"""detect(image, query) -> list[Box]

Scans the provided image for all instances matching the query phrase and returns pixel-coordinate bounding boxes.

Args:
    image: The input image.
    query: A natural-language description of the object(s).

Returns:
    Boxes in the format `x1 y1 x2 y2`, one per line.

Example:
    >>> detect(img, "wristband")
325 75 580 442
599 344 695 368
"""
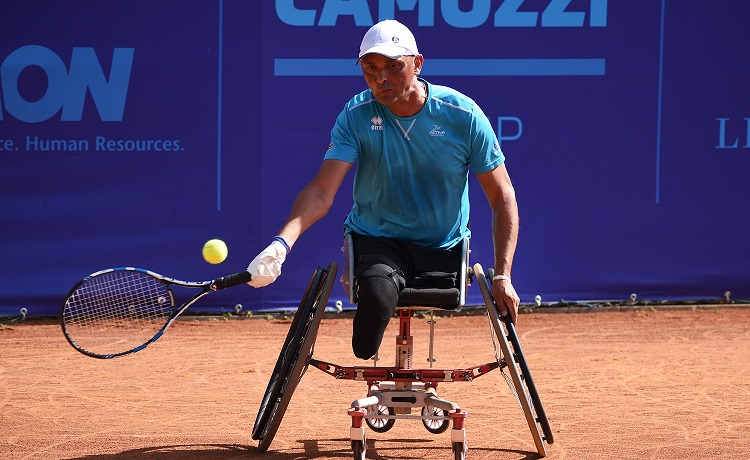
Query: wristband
273 236 291 253
492 275 511 282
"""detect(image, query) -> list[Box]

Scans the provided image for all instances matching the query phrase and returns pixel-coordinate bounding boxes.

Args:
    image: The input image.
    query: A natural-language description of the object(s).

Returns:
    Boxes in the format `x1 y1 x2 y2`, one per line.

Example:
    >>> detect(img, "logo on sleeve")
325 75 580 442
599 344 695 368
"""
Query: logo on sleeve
492 141 502 154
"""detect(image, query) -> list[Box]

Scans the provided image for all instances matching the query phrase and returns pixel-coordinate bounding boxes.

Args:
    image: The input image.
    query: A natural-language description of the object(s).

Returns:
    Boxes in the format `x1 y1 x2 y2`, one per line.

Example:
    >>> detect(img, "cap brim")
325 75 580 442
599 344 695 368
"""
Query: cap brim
358 45 415 60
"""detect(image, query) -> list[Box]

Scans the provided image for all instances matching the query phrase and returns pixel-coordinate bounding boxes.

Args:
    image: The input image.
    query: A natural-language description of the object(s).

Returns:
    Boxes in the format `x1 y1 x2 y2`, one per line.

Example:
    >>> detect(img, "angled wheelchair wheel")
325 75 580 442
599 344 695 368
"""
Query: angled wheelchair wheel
421 405 450 434
474 263 553 457
252 262 338 452
365 405 396 433
251 266 323 440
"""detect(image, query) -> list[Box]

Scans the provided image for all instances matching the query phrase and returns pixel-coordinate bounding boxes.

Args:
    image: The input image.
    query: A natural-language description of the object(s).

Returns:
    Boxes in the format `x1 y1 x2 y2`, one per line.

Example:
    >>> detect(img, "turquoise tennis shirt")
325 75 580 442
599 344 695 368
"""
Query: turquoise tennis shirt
324 79 504 249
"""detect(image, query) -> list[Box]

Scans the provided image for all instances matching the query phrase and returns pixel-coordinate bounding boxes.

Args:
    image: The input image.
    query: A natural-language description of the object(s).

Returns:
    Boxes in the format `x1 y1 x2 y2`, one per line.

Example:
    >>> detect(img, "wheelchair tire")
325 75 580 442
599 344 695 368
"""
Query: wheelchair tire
251 266 323 440
474 263 553 457
365 405 396 433
485 267 554 445
252 262 338 452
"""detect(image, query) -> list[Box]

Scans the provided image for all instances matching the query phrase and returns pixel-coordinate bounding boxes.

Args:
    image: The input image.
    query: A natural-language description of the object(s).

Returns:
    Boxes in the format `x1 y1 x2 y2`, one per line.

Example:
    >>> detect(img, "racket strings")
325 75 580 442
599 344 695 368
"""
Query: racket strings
63 270 173 356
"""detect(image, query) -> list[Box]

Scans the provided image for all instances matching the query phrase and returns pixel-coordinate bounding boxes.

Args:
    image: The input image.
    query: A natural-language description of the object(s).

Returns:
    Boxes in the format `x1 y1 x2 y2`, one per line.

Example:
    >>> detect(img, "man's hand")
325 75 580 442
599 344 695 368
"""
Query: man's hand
247 240 288 288
492 278 520 325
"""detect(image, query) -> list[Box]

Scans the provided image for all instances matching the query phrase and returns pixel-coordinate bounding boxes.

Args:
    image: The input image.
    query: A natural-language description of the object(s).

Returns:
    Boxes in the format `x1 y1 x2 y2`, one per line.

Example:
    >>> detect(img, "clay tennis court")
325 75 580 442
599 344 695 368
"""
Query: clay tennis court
2 306 749 460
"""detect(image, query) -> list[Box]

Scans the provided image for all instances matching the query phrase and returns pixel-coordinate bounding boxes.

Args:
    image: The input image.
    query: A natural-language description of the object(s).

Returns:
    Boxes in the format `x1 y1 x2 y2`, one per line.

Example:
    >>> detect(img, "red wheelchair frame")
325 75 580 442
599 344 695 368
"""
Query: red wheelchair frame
252 245 553 459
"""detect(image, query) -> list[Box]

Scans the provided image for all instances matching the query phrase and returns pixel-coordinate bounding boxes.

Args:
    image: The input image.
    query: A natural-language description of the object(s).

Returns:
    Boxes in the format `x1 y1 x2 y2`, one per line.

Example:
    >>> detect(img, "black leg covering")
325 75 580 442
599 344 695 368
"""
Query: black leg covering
352 264 401 360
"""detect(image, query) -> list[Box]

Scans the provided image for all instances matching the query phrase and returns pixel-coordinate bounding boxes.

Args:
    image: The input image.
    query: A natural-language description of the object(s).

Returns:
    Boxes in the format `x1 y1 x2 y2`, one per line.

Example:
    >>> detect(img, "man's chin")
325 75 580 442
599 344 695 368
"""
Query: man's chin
374 93 397 106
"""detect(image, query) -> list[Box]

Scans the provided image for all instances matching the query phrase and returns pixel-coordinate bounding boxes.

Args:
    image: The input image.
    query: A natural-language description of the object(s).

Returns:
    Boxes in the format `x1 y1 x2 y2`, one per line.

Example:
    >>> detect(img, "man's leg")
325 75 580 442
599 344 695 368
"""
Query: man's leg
351 237 408 360
352 262 400 359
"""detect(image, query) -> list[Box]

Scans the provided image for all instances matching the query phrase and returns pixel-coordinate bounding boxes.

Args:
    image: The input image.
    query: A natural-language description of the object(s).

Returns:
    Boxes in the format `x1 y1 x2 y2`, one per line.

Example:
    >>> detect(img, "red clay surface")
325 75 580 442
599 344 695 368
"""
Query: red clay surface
2 307 749 459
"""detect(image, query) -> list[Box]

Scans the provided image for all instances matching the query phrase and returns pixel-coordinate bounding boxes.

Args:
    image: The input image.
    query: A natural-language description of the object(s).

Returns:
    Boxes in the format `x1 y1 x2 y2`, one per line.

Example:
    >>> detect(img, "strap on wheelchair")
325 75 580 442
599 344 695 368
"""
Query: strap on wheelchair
358 254 405 277
357 254 405 292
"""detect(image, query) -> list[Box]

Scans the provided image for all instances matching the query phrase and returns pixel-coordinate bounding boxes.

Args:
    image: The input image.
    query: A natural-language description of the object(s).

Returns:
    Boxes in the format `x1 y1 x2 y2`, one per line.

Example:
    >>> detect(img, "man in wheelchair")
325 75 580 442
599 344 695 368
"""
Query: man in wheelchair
246 19 520 361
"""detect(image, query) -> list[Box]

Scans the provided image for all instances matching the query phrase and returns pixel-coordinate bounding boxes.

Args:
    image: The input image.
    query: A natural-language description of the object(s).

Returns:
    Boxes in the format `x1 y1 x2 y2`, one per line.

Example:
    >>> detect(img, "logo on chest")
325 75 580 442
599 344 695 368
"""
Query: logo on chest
429 125 446 137
371 116 383 131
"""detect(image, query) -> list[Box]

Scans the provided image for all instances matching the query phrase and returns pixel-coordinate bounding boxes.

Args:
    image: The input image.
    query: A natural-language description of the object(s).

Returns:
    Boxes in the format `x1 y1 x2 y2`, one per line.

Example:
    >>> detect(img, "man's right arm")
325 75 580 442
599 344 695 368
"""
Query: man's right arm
246 159 352 288
276 159 353 249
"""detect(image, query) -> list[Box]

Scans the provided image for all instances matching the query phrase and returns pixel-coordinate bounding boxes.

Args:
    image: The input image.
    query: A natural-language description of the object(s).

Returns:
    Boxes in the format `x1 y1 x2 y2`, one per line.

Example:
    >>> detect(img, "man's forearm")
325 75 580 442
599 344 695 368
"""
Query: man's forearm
492 197 519 277
277 184 333 248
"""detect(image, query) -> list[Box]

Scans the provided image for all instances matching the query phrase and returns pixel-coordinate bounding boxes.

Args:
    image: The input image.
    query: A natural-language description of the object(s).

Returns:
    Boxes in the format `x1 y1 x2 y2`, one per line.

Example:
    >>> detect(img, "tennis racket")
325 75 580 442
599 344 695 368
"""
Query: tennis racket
61 267 252 359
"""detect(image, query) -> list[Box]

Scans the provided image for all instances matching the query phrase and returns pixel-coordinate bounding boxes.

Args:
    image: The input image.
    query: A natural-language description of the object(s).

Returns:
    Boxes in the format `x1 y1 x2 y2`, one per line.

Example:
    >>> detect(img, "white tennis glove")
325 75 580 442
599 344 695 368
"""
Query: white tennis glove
247 240 288 288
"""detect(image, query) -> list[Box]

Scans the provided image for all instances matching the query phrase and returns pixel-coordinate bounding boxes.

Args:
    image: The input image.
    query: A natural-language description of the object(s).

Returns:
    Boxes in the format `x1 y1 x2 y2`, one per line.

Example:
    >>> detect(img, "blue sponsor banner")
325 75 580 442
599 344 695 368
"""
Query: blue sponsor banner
274 58 607 76
1 1 748 317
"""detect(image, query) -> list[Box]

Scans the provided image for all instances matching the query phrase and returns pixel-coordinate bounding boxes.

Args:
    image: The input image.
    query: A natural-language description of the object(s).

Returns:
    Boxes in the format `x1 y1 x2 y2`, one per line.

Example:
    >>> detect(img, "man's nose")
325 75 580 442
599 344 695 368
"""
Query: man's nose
376 68 388 84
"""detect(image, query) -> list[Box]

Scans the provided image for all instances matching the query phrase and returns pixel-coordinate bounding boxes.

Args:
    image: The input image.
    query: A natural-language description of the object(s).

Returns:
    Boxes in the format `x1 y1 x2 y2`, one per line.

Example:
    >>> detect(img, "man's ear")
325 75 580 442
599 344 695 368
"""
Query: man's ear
413 55 424 75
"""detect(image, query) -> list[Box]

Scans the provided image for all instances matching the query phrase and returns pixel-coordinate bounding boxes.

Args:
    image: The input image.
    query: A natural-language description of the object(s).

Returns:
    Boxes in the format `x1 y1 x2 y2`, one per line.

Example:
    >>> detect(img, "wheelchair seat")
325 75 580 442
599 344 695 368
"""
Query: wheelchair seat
340 233 471 310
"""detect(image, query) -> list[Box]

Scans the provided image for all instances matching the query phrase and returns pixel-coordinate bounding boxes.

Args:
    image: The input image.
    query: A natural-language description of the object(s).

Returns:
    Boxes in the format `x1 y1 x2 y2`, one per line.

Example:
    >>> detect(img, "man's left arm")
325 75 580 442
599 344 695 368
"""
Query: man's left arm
476 163 521 324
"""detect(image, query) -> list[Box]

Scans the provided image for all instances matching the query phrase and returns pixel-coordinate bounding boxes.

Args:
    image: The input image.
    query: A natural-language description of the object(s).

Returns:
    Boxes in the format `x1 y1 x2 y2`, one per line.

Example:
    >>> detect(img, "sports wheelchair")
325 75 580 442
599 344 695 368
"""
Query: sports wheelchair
252 235 553 459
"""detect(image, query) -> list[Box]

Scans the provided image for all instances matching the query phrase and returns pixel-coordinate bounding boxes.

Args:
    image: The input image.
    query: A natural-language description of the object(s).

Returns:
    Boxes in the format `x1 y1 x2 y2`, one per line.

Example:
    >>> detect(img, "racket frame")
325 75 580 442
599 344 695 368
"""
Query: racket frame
61 266 251 359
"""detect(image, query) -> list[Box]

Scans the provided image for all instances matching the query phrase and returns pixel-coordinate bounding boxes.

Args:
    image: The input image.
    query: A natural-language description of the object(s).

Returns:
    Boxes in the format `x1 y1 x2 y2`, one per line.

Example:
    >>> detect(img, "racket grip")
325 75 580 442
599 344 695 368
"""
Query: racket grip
213 270 253 290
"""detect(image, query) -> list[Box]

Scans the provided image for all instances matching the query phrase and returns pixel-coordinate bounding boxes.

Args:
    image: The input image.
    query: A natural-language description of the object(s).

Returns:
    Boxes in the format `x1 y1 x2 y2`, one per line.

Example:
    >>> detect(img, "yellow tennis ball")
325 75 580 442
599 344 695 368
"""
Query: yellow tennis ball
202 239 228 264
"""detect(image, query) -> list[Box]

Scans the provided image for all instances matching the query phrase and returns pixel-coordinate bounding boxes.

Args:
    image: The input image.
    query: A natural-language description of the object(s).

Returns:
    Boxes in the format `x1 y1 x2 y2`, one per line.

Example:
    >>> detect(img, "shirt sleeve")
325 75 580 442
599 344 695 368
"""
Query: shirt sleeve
324 107 359 163
468 103 505 174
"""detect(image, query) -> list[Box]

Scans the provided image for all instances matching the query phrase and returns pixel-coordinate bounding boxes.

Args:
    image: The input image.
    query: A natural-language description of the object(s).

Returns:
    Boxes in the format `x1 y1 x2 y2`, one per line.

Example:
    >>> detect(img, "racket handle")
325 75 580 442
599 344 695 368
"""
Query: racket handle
213 270 253 290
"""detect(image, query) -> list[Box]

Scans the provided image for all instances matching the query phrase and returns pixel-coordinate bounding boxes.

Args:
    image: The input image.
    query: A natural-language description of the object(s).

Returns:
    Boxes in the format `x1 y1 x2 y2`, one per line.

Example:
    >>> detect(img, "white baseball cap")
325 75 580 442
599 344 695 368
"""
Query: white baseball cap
358 20 419 60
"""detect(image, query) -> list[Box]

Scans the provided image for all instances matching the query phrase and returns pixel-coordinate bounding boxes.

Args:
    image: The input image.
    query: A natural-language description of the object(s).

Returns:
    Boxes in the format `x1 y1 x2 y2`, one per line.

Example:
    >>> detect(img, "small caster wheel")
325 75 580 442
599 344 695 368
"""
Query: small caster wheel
366 405 395 433
421 405 450 434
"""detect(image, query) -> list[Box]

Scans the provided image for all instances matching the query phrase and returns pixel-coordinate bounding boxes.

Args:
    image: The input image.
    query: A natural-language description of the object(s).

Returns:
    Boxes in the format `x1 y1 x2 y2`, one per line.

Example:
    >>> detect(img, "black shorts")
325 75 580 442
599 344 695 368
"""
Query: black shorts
352 234 462 290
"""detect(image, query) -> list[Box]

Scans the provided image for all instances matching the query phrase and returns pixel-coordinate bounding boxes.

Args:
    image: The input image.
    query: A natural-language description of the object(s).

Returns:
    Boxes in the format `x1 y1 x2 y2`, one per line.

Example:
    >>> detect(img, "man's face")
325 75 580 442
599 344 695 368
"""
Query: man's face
359 53 422 108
